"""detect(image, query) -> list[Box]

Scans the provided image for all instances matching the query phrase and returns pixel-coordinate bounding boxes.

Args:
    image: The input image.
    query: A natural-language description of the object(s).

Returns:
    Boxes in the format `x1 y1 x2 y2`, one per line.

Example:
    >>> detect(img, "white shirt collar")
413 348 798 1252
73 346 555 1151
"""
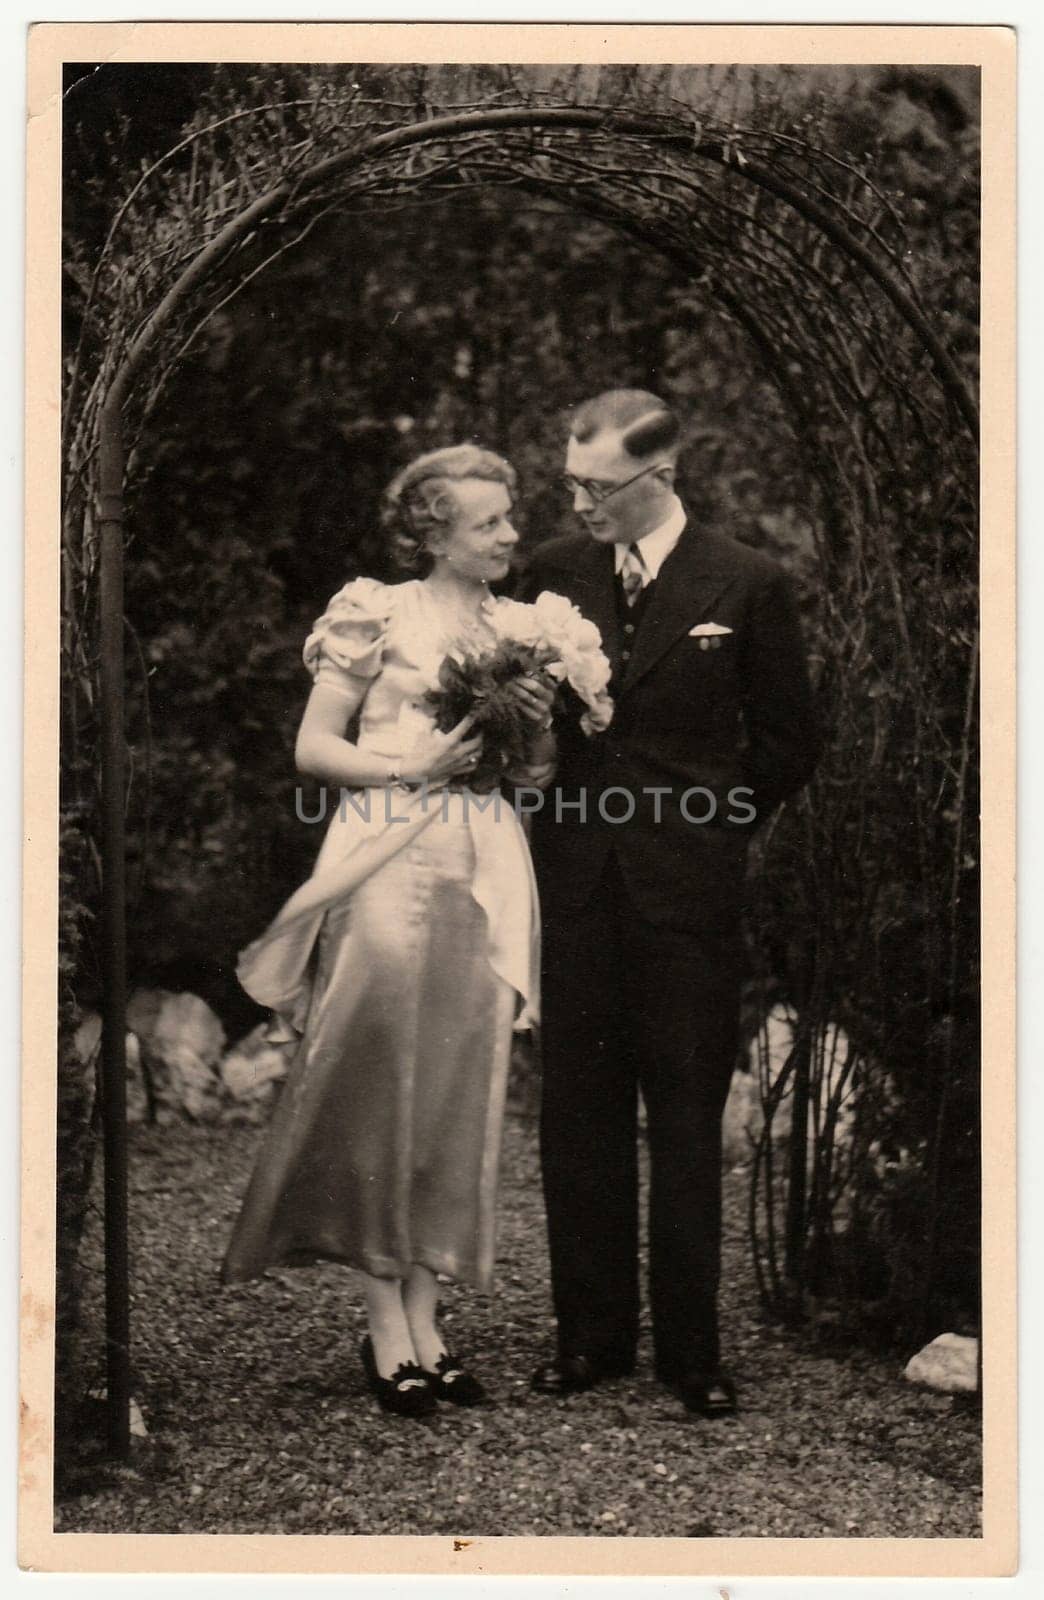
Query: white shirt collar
613 496 687 581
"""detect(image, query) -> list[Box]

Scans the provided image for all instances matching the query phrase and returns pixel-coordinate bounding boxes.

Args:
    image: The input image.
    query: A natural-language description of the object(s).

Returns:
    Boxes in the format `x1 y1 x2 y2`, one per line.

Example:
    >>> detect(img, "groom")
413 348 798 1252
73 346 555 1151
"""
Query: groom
517 389 819 1415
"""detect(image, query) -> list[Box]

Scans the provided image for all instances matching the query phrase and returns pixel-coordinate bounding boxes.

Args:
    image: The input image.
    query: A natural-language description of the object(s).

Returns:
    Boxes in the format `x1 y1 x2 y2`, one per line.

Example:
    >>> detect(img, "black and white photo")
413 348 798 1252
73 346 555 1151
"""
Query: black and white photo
21 22 1016 1578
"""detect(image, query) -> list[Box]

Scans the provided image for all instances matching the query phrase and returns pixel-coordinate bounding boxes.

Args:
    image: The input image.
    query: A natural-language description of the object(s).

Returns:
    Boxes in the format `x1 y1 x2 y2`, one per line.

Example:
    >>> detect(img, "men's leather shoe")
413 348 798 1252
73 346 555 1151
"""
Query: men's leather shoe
530 1353 632 1395
672 1370 738 1418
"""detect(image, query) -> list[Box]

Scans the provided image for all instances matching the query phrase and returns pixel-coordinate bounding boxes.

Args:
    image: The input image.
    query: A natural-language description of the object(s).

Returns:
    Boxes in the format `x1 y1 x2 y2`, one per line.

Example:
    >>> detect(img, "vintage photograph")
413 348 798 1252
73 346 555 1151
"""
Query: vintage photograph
27 25 1014 1572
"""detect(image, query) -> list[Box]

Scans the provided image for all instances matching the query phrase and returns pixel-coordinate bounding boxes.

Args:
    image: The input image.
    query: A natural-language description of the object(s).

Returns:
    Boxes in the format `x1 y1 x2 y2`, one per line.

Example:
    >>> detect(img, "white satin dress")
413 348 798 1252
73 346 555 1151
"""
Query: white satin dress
220 578 540 1292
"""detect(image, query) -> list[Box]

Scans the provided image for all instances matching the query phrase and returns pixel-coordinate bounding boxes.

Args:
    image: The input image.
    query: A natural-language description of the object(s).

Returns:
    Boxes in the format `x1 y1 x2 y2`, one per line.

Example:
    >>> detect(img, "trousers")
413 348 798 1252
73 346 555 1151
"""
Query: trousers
538 851 741 1376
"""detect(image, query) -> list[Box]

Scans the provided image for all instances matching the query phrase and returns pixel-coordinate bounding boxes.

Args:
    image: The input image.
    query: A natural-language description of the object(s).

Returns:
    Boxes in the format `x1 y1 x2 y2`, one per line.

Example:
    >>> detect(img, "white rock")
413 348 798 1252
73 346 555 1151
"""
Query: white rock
76 999 295 1127
142 990 225 1067
87 1388 149 1437
123 1032 145 1123
126 989 226 1122
72 1013 148 1123
903 1333 979 1393
722 1005 860 1171
220 1021 293 1103
73 1012 102 1064
161 1039 224 1121
722 1068 760 1169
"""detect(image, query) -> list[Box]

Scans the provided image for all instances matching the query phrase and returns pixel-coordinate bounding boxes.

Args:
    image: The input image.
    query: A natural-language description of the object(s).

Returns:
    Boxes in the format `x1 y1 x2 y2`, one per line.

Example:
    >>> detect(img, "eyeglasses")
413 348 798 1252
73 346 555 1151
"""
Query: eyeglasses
559 462 663 504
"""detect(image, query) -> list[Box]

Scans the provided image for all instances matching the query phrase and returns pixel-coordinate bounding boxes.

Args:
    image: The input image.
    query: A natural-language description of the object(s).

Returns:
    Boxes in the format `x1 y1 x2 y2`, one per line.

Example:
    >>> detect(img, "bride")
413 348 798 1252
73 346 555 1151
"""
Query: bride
221 444 557 1417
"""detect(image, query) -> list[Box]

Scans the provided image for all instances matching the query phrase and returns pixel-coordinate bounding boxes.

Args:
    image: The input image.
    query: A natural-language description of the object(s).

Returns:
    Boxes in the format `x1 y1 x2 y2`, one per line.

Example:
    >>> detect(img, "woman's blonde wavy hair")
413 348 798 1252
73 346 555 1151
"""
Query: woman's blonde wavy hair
380 443 518 575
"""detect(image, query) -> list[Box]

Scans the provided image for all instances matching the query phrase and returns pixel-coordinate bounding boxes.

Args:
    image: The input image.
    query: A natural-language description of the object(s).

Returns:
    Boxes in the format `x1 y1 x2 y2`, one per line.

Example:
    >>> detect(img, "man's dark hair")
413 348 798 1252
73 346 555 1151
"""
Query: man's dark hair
569 389 680 460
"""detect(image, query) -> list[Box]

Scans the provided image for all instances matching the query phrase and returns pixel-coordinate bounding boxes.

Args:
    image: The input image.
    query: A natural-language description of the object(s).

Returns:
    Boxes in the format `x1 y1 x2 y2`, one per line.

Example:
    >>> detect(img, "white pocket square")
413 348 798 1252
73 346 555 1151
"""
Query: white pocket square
689 622 733 637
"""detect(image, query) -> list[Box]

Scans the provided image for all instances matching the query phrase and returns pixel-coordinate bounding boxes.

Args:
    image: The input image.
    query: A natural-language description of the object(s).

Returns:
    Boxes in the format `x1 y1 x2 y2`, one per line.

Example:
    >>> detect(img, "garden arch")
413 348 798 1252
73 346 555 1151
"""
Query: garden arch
63 81 980 1451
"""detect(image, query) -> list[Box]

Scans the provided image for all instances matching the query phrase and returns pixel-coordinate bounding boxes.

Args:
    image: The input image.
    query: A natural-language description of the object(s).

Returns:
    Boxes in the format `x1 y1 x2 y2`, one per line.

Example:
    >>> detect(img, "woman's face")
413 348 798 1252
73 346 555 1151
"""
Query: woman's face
431 477 519 584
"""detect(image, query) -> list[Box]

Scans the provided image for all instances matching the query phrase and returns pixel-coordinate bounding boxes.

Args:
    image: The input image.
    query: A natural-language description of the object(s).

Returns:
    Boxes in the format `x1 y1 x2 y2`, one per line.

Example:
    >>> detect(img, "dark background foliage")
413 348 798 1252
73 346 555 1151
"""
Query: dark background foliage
58 62 981 1444
115 194 789 1035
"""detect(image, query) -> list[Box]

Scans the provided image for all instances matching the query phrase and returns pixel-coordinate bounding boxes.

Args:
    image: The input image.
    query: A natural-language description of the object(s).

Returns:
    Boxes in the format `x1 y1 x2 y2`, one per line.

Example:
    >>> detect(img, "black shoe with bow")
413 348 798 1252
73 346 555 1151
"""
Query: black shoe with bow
423 1351 488 1407
360 1336 437 1418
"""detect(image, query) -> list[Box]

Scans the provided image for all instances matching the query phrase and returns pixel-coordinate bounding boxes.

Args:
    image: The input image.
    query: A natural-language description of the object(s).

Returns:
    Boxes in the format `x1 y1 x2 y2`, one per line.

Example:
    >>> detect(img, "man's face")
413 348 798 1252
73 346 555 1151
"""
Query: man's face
565 426 675 545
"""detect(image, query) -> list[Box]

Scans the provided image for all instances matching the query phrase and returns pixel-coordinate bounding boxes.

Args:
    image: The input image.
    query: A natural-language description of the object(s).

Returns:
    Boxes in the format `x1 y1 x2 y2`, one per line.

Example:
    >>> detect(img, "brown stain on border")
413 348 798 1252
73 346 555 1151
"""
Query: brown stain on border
20 1395 45 1495
19 1289 55 1494
21 1286 54 1346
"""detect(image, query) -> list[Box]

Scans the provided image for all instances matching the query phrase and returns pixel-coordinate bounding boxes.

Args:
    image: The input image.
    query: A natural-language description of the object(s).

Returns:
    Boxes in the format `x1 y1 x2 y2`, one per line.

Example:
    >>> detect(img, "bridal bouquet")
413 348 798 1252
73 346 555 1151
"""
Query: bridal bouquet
424 590 614 789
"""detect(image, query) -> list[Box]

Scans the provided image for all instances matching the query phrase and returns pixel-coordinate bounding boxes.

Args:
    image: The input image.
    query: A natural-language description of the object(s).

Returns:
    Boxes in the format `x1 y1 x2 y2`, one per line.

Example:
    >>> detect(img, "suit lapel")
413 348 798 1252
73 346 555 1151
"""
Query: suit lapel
620 522 736 695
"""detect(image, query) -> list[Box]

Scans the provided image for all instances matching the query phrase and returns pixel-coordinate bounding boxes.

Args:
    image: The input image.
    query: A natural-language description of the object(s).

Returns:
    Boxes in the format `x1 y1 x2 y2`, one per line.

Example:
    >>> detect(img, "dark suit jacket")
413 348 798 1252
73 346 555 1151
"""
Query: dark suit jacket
517 518 820 934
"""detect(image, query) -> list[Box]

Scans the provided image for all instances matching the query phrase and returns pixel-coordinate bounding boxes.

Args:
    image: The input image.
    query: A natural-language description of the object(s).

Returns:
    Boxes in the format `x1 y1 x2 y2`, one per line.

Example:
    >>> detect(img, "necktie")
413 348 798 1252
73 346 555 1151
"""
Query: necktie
619 543 646 607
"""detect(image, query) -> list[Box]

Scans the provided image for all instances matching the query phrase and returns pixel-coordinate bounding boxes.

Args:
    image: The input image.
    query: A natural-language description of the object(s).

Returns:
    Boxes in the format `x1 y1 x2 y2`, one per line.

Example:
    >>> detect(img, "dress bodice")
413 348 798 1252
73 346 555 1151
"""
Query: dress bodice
237 576 542 1035
303 577 497 761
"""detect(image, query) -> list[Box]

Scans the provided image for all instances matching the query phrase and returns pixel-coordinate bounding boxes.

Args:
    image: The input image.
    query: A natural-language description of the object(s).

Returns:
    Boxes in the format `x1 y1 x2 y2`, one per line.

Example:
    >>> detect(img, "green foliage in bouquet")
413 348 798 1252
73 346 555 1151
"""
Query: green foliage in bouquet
423 641 558 792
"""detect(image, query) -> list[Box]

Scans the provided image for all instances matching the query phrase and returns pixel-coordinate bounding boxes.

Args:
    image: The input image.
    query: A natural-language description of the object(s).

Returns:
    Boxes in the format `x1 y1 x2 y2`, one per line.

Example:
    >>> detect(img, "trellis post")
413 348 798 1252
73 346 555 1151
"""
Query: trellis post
97 396 131 1458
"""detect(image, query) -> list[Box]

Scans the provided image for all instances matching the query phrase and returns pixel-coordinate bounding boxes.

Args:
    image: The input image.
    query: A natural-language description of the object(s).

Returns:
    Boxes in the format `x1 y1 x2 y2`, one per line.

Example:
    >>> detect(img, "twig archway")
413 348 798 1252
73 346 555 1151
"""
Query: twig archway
63 74 980 1451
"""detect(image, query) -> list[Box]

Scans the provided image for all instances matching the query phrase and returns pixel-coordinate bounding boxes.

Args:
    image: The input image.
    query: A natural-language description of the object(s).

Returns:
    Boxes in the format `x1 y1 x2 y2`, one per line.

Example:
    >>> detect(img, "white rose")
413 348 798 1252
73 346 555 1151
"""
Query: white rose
580 695 614 736
572 617 602 651
532 590 581 640
488 597 545 646
560 643 612 699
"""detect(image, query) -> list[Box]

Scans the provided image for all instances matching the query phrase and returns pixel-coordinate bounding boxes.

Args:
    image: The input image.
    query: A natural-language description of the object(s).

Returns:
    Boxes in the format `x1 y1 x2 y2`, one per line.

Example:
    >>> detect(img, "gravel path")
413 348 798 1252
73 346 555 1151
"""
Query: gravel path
57 1108 981 1538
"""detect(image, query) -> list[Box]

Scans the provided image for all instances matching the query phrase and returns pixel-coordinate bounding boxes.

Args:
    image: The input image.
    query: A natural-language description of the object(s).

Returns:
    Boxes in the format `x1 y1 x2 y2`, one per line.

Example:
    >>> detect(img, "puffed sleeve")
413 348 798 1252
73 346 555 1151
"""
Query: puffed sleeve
302 576 392 698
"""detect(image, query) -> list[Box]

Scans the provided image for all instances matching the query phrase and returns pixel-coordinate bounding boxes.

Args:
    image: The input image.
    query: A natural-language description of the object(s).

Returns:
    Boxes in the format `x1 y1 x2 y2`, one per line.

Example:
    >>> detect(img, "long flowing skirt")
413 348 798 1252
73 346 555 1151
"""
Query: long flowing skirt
221 808 515 1291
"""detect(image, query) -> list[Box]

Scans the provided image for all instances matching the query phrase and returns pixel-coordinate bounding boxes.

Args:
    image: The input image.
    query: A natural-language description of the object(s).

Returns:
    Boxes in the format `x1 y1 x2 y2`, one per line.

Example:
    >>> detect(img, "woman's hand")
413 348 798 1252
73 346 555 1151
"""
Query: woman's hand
401 715 484 786
505 673 557 728
501 672 557 790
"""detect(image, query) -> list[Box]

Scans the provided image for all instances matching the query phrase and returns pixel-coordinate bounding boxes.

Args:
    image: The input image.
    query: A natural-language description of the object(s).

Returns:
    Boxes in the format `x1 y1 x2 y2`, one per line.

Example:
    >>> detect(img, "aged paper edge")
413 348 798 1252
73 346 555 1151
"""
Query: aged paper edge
20 19 1017 1579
